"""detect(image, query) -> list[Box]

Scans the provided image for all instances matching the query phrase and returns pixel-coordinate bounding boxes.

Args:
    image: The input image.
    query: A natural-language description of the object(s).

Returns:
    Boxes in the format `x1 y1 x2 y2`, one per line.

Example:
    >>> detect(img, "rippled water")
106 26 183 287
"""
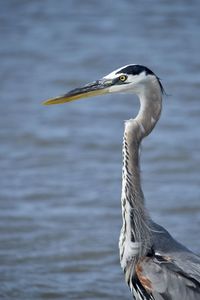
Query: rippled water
0 1 200 299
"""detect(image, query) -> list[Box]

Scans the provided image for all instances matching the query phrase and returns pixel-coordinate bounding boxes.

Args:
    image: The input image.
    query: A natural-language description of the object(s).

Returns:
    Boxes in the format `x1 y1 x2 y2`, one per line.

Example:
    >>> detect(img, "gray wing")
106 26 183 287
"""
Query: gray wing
135 253 200 300
131 223 200 300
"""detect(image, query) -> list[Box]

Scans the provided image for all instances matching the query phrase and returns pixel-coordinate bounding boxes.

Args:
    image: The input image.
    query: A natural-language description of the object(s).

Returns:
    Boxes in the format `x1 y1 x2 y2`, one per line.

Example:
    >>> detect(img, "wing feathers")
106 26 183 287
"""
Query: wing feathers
134 255 200 300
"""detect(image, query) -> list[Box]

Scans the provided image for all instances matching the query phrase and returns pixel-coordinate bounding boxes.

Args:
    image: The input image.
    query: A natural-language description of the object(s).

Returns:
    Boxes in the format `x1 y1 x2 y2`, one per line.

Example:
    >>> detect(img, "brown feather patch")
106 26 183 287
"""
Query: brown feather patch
135 261 152 292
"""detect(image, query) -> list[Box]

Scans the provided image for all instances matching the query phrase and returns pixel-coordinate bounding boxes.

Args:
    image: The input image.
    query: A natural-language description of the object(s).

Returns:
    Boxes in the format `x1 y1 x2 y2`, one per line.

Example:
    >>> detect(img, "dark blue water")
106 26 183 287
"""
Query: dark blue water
0 1 200 299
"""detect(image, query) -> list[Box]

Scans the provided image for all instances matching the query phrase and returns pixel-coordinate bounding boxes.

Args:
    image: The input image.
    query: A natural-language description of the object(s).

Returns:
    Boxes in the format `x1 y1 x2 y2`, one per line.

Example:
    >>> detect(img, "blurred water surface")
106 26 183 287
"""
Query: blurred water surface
0 0 200 299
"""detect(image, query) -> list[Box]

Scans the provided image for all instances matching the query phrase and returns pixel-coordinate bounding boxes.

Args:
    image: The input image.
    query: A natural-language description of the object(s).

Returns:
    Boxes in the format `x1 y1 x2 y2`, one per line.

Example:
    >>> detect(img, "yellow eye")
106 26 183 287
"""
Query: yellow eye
119 75 127 82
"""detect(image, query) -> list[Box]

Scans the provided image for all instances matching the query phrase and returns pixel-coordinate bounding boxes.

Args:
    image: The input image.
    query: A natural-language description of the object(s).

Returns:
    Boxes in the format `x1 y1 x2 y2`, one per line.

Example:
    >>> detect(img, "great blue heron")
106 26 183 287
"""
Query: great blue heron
43 64 200 299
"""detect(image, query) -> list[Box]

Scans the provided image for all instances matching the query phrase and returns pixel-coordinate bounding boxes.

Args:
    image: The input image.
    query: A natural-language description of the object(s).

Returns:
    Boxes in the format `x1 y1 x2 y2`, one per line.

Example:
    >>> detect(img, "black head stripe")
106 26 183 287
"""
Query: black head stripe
116 65 154 76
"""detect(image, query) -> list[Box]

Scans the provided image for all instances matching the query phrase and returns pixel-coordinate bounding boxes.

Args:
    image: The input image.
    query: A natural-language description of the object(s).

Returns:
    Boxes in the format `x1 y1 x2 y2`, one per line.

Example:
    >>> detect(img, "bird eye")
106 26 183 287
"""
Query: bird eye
119 75 127 82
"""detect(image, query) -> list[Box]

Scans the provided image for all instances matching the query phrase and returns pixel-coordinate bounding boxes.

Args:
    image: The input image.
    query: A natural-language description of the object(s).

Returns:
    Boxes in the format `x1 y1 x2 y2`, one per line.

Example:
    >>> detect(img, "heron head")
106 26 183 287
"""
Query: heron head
43 64 163 105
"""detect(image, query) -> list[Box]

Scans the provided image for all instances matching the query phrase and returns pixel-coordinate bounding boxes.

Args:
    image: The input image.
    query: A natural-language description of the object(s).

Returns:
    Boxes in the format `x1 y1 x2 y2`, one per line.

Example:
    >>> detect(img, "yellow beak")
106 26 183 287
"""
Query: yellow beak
42 79 114 105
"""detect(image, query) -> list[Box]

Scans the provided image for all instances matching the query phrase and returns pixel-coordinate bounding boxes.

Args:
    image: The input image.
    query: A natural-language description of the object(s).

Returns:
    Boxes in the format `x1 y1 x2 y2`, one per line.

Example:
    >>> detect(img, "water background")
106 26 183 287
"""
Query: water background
0 1 200 299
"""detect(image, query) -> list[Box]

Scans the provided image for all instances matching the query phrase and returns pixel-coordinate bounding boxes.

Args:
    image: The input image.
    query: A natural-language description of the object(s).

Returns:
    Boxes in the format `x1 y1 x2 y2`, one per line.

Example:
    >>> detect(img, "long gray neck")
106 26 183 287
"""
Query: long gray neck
119 82 162 270
136 83 162 139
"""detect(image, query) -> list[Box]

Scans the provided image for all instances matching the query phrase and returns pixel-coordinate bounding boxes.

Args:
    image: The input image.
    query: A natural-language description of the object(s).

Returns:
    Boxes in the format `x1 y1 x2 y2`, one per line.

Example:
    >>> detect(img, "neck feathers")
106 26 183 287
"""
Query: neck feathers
119 79 162 270
119 122 151 270
136 77 162 139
